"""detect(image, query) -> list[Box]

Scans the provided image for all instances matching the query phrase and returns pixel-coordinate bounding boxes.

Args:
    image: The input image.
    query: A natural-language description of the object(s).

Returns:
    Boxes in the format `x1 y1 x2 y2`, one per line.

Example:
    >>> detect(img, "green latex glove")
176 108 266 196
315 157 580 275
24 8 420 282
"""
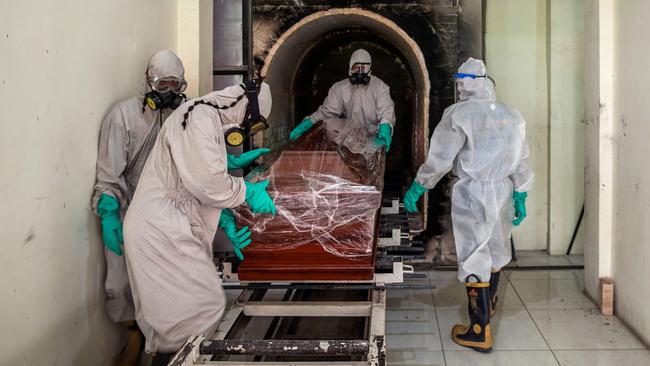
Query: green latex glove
512 191 528 226
97 193 124 256
227 148 271 170
289 118 314 141
218 209 252 260
375 124 393 152
403 181 428 213
244 180 277 215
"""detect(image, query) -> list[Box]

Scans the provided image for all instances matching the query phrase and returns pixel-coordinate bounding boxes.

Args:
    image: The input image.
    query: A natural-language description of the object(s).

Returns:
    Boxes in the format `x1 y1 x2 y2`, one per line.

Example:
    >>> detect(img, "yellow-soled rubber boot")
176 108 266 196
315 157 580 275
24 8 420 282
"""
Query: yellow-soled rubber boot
114 321 143 366
451 275 494 353
490 268 501 316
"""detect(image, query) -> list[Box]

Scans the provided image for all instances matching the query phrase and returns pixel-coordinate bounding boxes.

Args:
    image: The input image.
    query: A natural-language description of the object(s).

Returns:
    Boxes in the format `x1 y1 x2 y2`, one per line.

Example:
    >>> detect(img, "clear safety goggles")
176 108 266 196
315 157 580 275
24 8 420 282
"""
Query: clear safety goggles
351 63 371 74
149 76 188 93
453 73 496 86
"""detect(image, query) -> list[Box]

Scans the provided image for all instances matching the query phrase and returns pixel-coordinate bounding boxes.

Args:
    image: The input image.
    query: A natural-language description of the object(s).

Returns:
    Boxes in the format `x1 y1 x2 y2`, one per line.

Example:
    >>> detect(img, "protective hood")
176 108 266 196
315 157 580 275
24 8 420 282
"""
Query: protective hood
202 82 272 127
456 57 496 101
141 50 185 96
349 49 372 76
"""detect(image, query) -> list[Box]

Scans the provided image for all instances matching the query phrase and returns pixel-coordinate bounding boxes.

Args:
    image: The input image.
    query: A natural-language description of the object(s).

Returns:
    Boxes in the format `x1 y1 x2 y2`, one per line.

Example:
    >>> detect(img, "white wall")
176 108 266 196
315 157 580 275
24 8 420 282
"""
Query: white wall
177 0 214 99
0 1 177 364
610 0 650 346
548 0 586 255
486 0 550 250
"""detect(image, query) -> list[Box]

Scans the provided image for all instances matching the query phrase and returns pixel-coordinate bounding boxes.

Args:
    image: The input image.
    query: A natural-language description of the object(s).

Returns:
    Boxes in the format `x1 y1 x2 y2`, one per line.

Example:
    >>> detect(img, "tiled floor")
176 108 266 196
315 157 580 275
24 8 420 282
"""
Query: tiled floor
387 269 650 366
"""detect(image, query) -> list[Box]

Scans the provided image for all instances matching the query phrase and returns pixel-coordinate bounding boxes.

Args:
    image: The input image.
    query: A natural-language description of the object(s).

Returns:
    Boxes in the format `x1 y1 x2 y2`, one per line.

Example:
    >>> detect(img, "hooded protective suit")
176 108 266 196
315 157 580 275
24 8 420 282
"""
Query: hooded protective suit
307 49 396 135
415 58 534 282
123 82 272 352
91 50 185 323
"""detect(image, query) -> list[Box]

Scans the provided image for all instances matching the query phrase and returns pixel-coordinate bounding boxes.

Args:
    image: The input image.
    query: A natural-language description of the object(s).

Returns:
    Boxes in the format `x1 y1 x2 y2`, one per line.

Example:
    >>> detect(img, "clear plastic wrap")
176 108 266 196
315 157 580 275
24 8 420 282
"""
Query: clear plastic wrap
234 119 386 259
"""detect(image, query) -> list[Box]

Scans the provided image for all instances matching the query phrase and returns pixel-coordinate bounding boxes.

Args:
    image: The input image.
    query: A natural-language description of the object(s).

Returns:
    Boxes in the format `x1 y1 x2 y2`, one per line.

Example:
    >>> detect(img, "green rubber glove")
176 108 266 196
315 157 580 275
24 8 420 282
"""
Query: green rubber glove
375 124 393 152
289 118 314 141
218 209 252 260
244 180 277 215
227 148 271 170
513 191 528 226
97 193 124 256
403 181 428 213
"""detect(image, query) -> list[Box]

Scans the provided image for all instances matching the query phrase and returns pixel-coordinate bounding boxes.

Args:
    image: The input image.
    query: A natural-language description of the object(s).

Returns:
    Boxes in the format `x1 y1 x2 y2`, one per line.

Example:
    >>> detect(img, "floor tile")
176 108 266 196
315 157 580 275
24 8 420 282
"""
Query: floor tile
387 350 446 365
429 270 462 281
445 350 559 366
510 279 596 309
566 255 585 266
529 309 646 350
507 254 572 267
505 269 581 281
386 320 443 350
387 308 438 323
387 288 435 310
554 350 650 366
433 280 523 311
438 309 549 351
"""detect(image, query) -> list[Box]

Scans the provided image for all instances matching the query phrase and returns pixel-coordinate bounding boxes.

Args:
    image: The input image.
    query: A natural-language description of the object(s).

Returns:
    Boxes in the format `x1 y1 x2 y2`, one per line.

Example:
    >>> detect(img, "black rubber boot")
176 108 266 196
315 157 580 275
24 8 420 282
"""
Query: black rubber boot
114 321 143 366
490 269 501 316
451 275 494 353
151 352 174 366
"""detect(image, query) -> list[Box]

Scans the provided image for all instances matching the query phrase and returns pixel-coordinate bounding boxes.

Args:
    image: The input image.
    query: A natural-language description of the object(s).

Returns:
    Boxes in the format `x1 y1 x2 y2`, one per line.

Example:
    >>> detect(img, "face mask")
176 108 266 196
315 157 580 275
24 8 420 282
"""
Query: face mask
349 72 371 85
224 80 269 147
180 80 269 148
145 90 186 111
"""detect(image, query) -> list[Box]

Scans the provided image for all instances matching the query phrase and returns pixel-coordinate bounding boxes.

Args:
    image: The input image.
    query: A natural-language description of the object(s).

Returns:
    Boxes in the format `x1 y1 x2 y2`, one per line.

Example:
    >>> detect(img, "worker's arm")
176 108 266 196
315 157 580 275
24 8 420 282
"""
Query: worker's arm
92 105 129 214
415 106 466 189
375 79 396 127
171 106 246 208
510 110 534 193
308 82 345 122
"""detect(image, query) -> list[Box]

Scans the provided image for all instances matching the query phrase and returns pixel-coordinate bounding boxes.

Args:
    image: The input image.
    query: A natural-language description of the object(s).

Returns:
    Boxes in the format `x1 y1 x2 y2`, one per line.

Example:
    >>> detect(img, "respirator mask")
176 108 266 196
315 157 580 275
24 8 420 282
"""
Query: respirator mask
144 71 187 111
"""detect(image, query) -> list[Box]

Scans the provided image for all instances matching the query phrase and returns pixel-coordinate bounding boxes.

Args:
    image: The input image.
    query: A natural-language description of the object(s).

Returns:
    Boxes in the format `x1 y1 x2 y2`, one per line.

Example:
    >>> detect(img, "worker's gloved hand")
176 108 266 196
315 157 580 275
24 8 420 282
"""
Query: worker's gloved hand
227 148 271 170
512 191 528 226
96 193 124 256
289 118 314 141
219 208 252 260
375 124 393 152
244 180 277 215
403 181 428 213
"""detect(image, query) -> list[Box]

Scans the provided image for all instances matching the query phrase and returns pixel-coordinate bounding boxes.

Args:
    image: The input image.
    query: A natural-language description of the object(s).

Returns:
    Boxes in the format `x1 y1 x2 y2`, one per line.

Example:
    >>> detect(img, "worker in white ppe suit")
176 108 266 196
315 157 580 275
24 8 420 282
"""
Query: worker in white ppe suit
123 81 274 359
289 49 396 152
91 49 186 364
403 57 534 353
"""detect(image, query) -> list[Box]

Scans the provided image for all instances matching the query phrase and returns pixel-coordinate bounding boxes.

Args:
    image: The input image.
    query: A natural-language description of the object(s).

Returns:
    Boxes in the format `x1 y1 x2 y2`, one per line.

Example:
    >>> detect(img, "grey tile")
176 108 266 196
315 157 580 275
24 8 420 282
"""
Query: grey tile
445 350 559 366
510 279 596 310
554 350 650 366
566 255 585 266
507 254 572 267
429 270 463 281
433 280 523 311
505 269 582 281
387 350 446 365
386 320 443 350
387 308 438 323
529 309 646 350
438 309 548 351
387 288 435 310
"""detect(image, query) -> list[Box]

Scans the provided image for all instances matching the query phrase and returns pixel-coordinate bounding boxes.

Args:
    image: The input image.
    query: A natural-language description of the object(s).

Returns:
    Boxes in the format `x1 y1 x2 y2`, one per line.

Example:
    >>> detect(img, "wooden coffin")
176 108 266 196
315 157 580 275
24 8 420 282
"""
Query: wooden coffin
235 122 385 281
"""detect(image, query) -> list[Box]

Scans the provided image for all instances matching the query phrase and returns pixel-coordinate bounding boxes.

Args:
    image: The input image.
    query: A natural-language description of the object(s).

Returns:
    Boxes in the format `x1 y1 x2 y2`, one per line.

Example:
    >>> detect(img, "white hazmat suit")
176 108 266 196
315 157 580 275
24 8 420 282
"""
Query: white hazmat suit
415 58 534 282
307 49 396 135
123 82 272 352
92 50 185 323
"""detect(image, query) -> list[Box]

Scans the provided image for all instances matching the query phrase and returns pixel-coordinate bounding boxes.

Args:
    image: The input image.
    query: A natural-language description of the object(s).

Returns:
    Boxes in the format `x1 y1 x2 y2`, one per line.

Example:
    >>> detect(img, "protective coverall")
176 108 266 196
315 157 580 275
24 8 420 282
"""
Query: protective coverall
306 49 396 137
123 82 272 352
413 58 534 283
92 50 185 323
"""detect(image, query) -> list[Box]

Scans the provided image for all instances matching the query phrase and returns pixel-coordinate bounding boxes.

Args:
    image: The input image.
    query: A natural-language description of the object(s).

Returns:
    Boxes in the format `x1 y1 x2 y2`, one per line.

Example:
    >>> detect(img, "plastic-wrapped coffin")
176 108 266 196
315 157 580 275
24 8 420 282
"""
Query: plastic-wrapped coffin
235 120 386 281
